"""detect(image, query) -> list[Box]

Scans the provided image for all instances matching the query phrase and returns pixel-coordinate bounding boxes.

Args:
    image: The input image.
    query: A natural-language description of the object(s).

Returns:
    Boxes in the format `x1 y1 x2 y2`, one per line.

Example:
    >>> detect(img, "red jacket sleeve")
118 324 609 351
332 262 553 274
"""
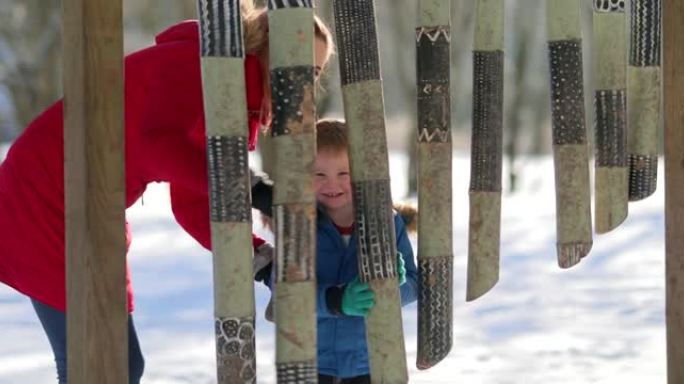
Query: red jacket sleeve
169 183 265 250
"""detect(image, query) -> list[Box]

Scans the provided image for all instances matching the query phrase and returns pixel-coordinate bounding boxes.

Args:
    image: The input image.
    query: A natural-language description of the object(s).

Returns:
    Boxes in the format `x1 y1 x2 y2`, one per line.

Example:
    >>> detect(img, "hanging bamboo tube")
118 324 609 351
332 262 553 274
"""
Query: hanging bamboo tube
415 0 453 370
197 1 257 381
628 0 662 201
267 1 318 383
466 0 504 301
546 0 593 268
663 0 684 381
593 0 629 233
332 0 409 382
63 0 127 382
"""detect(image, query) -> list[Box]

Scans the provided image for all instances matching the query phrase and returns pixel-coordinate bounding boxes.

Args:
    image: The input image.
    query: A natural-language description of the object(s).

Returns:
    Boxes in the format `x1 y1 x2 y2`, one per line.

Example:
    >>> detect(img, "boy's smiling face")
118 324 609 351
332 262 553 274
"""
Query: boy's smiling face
313 149 353 212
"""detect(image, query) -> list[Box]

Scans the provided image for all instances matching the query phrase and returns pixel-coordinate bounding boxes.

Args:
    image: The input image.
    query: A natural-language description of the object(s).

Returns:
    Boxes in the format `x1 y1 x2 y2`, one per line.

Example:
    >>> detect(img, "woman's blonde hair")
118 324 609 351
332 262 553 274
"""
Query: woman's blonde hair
241 0 335 68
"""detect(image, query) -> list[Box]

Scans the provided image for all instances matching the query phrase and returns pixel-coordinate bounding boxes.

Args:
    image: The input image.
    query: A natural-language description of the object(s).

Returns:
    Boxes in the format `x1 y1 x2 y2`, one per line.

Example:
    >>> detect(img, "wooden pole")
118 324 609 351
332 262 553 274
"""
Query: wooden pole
62 0 127 382
415 0 453 370
196 1 257 382
266 1 318 382
663 0 684 382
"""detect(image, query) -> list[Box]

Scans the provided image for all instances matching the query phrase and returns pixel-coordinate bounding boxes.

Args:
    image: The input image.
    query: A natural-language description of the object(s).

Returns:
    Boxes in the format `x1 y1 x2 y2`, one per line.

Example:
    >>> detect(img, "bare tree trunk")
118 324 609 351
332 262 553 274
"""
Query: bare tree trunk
0 1 62 135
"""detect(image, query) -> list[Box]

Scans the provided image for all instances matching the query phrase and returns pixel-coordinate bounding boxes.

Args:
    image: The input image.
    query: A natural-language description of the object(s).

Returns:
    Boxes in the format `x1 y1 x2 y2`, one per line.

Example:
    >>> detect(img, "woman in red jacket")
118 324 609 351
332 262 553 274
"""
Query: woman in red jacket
0 1 333 382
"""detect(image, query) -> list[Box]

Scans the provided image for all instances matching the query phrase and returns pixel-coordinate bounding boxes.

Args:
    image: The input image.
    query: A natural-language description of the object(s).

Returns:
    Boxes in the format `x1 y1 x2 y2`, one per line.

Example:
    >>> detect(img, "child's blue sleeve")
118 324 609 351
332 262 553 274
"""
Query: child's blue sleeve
395 215 418 306
266 273 341 318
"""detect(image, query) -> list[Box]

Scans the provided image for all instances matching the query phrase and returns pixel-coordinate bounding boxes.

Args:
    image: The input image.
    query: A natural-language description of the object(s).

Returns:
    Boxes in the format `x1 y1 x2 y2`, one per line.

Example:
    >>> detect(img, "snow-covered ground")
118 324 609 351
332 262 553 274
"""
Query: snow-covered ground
0 144 666 383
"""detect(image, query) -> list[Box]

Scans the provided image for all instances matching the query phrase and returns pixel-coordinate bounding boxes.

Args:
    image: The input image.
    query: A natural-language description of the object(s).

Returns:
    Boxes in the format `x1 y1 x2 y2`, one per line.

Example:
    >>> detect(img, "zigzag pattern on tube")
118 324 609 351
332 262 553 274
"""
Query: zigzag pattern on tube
630 0 661 66
198 0 243 57
207 136 251 222
268 0 312 9
215 317 256 383
417 26 451 144
417 256 453 368
595 90 627 167
353 180 397 281
549 39 587 146
333 0 380 85
470 50 503 192
276 361 317 384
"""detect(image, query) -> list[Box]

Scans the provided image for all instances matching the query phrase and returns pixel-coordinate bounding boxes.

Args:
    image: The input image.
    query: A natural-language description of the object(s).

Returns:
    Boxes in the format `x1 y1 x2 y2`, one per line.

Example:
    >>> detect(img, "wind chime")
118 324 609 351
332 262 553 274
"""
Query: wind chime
197 0 257 382
628 0 661 201
332 0 409 382
466 0 505 301
546 0 593 268
593 0 630 234
415 0 454 371
267 0 319 383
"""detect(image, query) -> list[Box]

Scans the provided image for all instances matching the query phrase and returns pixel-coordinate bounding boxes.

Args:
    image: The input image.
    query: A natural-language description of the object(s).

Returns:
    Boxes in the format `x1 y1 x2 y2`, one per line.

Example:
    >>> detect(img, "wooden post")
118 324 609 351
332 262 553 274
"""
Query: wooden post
62 0 127 383
267 1 319 382
197 1 257 382
663 0 684 382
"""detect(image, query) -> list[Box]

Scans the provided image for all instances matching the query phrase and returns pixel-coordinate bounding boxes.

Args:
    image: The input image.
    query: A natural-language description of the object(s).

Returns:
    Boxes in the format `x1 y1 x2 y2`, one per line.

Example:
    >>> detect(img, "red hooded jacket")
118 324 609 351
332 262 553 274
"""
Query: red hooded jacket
0 20 265 312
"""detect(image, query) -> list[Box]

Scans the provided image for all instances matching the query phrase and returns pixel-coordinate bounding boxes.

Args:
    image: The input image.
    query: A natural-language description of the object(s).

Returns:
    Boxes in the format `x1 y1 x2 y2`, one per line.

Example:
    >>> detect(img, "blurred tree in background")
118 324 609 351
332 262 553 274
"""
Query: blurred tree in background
0 0 61 142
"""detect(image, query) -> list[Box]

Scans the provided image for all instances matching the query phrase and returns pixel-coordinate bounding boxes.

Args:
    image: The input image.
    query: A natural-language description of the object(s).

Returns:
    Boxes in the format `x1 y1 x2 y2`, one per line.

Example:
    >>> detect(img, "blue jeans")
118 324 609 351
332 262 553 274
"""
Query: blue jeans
31 299 144 384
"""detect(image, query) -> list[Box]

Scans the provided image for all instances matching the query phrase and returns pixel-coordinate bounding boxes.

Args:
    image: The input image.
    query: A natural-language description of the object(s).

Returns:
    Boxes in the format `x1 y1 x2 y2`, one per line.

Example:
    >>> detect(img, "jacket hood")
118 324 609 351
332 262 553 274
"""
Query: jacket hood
155 20 200 45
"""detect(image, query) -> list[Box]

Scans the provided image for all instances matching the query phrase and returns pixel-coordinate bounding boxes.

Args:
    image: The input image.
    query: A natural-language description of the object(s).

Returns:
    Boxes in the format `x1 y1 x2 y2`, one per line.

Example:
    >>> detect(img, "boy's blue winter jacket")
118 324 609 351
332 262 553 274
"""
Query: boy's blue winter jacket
314 209 418 378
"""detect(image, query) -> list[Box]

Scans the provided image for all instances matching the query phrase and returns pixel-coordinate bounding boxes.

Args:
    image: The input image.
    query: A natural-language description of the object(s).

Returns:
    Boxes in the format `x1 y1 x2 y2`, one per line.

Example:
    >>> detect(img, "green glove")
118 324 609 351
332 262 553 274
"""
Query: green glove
397 252 406 286
341 277 375 317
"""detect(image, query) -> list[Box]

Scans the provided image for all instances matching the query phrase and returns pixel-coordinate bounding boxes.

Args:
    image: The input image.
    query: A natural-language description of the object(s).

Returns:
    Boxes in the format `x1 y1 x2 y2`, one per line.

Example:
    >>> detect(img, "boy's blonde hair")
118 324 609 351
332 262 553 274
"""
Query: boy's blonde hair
316 118 349 153
241 0 335 68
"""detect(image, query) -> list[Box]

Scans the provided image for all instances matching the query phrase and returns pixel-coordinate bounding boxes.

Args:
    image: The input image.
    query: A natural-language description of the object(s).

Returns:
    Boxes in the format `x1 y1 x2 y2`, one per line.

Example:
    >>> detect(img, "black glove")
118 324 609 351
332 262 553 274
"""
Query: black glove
251 171 273 217
253 243 274 283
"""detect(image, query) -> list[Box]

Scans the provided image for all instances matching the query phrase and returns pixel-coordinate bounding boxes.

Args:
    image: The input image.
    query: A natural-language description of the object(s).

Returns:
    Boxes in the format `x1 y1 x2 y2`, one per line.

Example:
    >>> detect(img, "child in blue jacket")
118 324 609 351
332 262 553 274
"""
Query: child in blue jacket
254 119 418 383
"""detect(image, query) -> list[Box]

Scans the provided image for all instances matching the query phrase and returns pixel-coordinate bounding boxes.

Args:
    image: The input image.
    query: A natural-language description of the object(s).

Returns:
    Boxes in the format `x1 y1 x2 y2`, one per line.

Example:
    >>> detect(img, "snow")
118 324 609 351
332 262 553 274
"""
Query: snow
0 145 666 383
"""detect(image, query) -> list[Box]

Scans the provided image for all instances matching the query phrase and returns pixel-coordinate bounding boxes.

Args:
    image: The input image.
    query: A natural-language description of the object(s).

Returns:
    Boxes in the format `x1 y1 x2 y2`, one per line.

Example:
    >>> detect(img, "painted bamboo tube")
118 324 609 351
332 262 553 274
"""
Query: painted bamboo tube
197 1 257 381
663 0 684 381
546 0 593 268
415 0 453 370
266 1 318 383
628 0 662 201
62 0 127 382
333 0 409 382
466 0 504 301
593 0 629 233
